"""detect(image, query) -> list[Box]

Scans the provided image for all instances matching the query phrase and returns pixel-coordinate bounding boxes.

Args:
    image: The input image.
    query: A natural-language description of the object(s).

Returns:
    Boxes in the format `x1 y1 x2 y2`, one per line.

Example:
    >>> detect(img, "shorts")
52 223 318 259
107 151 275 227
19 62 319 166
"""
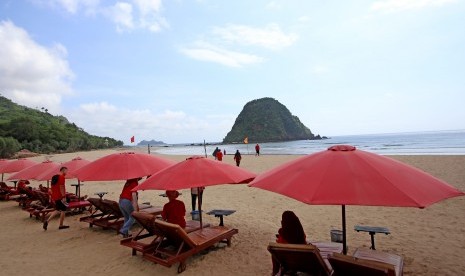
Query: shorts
55 199 68 211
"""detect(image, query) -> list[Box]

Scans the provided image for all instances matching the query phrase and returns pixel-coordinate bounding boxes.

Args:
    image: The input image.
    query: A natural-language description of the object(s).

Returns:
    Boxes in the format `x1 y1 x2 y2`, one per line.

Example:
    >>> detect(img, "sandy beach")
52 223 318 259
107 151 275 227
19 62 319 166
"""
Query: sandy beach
1 149 464 275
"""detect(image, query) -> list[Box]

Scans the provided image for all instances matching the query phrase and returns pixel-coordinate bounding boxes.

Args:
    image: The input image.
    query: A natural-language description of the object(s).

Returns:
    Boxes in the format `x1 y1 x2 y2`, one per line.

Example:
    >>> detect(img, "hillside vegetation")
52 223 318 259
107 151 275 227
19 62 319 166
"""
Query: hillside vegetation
223 97 320 143
0 95 123 158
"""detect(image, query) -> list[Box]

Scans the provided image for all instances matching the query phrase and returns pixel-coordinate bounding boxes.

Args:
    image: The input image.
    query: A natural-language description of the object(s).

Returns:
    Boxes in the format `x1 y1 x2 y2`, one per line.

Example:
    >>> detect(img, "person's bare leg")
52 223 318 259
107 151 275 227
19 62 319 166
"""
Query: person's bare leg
43 210 58 230
59 211 65 226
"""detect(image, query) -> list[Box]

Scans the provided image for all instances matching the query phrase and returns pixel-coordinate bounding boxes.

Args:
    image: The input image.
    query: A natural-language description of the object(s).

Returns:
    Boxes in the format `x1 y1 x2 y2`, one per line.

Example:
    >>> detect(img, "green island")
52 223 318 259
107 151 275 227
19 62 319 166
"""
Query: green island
223 97 325 143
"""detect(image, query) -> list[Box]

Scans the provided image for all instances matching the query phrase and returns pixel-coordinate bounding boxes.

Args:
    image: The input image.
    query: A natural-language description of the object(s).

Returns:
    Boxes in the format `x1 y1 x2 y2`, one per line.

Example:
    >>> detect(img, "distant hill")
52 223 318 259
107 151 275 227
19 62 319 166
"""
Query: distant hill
137 140 165 146
0 95 123 158
223 97 321 143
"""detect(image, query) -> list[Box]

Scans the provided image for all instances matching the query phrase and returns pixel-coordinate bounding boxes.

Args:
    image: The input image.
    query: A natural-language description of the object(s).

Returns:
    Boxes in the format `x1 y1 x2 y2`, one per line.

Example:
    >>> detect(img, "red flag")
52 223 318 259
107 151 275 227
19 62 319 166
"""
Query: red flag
130 136 135 143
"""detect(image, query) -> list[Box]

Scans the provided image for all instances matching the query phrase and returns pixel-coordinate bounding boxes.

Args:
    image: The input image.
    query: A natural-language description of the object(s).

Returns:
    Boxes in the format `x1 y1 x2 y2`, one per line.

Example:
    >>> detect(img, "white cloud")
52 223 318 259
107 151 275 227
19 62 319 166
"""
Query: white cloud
298 16 310 23
180 42 265 68
212 24 298 50
39 0 169 33
0 20 74 113
42 0 101 14
265 1 281 10
69 102 224 143
371 0 457 12
106 2 135 32
181 23 296 67
311 65 330 74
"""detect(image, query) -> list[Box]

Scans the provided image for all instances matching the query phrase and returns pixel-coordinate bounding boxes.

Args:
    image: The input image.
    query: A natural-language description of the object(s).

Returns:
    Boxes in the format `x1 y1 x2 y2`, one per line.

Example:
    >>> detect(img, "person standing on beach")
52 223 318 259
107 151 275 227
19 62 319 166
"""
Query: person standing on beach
234 150 242 167
43 167 69 231
119 178 139 238
190 187 204 211
216 149 223 161
255 144 260 156
212 147 219 160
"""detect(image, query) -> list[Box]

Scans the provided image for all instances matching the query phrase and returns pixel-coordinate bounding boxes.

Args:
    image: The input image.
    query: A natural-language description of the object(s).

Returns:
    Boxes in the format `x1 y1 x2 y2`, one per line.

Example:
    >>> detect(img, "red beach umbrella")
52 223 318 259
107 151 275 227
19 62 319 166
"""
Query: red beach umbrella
74 152 175 181
0 158 38 174
249 145 464 254
134 156 257 227
0 159 10 181
36 157 91 181
7 160 59 181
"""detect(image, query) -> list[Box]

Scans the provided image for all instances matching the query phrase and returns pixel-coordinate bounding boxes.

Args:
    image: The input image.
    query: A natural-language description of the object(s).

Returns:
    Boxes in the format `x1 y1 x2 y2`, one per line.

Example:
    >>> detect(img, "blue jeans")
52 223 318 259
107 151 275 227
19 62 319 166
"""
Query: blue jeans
119 198 134 235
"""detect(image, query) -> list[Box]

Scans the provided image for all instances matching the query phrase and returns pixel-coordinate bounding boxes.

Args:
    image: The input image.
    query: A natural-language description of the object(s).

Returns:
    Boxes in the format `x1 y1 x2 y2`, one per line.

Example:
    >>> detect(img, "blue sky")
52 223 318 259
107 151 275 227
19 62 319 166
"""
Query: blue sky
1 0 464 144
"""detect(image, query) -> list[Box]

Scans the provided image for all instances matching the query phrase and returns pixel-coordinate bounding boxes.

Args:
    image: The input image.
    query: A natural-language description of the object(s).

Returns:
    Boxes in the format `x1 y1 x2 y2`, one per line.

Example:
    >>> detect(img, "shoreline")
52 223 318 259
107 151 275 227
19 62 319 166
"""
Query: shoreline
1 151 464 275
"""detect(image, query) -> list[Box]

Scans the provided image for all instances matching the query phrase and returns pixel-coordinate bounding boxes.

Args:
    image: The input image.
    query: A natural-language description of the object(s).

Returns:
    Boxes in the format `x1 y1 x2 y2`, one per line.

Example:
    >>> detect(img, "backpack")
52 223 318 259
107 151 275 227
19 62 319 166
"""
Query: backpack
51 174 60 186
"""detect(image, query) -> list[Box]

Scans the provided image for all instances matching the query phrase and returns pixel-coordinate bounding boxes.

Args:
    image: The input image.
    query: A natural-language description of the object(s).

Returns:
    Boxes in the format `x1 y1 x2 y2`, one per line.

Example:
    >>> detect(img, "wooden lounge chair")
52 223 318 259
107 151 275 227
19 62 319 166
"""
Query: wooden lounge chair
80 197 113 225
28 191 55 222
328 248 404 276
121 211 209 256
143 220 238 273
267 242 333 276
87 199 124 233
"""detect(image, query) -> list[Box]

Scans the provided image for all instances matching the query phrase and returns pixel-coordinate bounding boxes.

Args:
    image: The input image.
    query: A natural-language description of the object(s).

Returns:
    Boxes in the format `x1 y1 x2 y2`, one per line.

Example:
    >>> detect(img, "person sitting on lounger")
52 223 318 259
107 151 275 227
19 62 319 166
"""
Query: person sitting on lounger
17 180 31 191
273 210 307 275
162 190 186 228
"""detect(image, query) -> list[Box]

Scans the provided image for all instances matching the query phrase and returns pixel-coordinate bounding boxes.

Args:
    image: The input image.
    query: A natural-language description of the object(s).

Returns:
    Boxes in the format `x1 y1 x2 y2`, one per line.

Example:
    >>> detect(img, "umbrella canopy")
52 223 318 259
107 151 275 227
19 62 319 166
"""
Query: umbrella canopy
74 152 175 181
7 160 59 181
134 156 257 227
249 145 464 254
36 157 90 181
0 158 38 174
135 156 256 191
0 159 10 181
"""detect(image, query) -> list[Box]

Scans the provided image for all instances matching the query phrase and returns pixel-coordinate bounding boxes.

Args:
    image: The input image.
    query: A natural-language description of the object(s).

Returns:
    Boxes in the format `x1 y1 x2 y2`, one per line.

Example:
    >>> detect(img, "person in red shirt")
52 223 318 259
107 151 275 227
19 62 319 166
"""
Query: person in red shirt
162 190 186 228
119 178 139 238
216 149 223 161
273 210 307 274
255 144 260 156
43 167 69 230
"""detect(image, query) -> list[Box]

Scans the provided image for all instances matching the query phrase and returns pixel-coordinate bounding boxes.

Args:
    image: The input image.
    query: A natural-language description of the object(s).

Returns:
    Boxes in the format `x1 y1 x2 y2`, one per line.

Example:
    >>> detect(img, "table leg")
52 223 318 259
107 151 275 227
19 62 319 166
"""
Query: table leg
219 215 224 226
369 232 376 250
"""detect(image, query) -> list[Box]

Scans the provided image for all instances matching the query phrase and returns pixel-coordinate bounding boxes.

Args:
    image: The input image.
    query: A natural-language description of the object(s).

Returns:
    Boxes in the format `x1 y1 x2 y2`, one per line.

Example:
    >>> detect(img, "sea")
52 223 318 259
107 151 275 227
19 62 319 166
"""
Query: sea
149 129 465 156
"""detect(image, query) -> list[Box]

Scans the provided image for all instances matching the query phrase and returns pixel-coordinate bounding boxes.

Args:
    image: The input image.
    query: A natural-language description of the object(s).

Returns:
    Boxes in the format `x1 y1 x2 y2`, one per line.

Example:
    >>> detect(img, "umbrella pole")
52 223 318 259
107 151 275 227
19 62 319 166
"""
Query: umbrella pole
198 187 203 229
78 180 81 199
342 205 347 254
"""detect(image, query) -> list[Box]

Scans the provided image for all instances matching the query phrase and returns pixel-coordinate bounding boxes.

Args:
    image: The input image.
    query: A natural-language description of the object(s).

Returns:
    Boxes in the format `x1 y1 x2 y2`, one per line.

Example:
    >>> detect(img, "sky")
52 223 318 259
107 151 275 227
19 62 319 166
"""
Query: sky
1 0 464 144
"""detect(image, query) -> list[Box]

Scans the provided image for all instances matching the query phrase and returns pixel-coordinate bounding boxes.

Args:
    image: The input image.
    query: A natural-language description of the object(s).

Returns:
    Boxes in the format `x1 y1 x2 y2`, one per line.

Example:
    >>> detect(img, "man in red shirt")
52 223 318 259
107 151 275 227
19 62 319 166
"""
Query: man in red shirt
162 190 186 228
43 167 69 230
255 144 260 156
216 149 223 161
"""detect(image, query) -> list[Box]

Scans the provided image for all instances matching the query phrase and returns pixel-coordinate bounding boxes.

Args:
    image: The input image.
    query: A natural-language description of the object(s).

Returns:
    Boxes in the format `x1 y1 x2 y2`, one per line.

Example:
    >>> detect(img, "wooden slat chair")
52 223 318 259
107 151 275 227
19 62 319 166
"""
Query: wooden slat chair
143 220 238 273
329 248 404 276
28 191 55 222
121 211 210 256
83 199 124 234
79 197 114 226
267 242 333 276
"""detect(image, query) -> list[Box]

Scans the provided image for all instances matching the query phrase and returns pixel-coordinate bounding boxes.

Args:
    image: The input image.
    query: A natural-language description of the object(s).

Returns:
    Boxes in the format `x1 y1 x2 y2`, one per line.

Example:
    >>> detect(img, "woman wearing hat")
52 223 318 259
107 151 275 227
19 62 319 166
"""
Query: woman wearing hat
162 190 186 228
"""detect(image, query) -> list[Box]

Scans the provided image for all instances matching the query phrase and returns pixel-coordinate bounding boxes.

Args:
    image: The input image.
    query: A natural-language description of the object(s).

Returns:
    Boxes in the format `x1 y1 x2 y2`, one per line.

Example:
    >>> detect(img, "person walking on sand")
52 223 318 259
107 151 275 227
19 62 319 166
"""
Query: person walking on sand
216 148 223 161
43 167 69 231
255 144 260 156
119 178 139 238
234 150 242 167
